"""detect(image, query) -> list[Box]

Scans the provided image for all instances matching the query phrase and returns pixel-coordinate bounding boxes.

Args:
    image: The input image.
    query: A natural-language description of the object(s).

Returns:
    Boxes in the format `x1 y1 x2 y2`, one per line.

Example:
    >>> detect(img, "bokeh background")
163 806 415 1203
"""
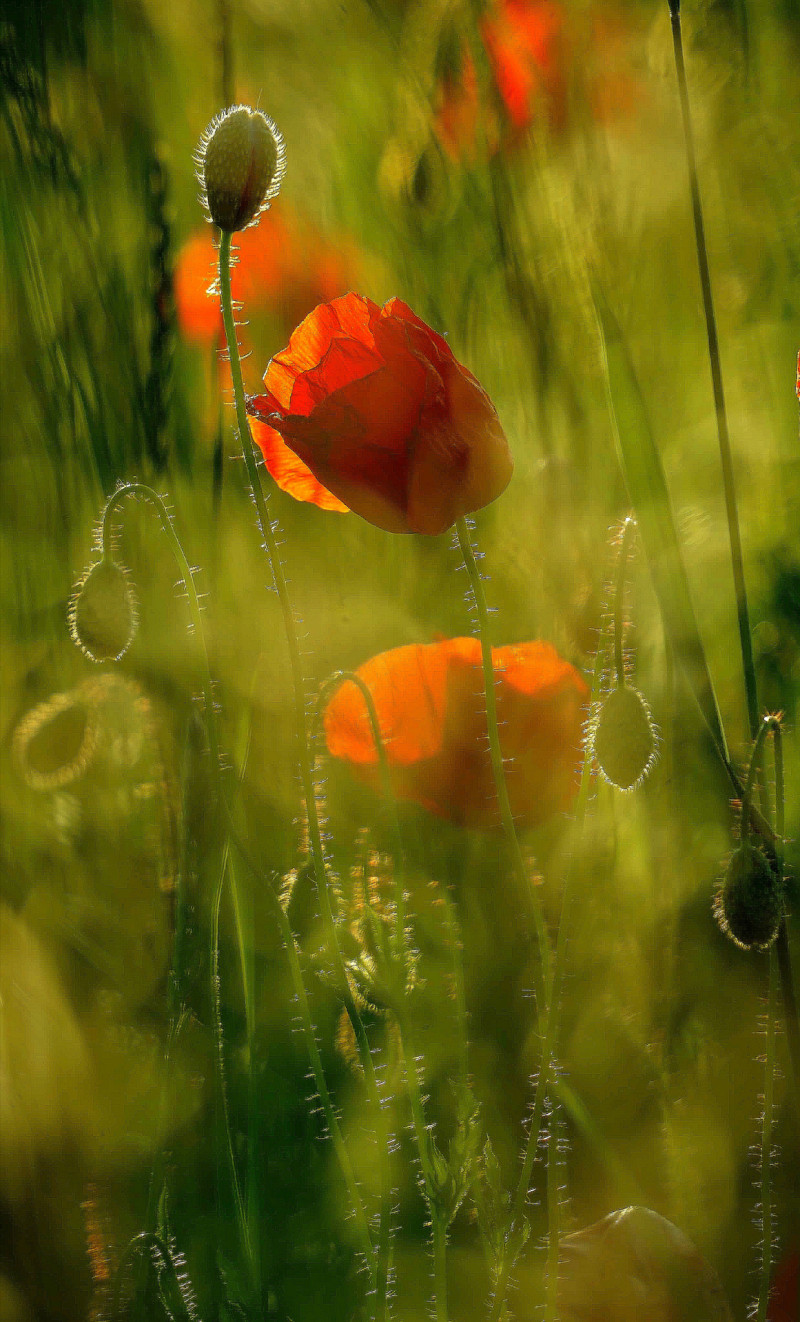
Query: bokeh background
1 0 799 1319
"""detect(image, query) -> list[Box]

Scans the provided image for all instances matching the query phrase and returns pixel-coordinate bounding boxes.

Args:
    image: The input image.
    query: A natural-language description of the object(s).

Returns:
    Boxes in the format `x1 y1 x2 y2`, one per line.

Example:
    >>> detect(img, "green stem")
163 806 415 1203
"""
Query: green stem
545 1099 561 1322
668 0 759 740
613 517 636 687
317 671 407 963
432 1211 449 1322
455 517 552 1024
218 234 382 1285
488 640 604 1322
102 483 254 1281
102 484 219 776
755 945 778 1322
227 823 376 1278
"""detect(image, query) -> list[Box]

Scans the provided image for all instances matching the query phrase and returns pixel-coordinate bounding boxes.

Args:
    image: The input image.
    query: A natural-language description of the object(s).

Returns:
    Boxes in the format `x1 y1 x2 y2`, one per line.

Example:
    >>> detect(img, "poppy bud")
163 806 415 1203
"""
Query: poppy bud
716 843 784 951
69 557 138 663
591 683 658 791
196 105 286 232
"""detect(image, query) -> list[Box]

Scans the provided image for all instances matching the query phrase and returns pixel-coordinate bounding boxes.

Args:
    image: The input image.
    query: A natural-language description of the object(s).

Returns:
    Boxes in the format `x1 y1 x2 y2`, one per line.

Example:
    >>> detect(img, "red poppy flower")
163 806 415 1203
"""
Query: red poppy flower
323 637 588 830
246 294 513 534
174 208 359 345
434 1 641 158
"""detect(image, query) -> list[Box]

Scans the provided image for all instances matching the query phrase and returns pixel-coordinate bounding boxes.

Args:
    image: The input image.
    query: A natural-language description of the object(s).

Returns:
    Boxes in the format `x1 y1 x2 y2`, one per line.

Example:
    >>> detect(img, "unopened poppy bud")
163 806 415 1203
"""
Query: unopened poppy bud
592 683 658 791
69 557 138 663
196 105 285 232
715 843 784 951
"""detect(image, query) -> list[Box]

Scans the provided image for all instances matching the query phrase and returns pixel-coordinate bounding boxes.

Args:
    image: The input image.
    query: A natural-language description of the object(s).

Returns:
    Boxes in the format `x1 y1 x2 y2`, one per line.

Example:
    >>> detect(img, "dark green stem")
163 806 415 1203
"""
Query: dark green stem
669 0 759 740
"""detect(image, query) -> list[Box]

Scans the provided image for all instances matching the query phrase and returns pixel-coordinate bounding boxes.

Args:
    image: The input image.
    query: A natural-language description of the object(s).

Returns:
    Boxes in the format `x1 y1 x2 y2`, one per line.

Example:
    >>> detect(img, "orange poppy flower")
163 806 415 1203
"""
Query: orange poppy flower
246 294 513 534
323 637 588 830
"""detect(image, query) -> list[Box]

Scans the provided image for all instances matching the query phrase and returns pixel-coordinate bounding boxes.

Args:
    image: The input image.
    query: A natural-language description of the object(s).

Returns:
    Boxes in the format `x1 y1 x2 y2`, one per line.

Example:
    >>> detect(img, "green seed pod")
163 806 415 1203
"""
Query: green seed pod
69 558 138 663
591 683 658 791
196 105 285 232
715 843 784 951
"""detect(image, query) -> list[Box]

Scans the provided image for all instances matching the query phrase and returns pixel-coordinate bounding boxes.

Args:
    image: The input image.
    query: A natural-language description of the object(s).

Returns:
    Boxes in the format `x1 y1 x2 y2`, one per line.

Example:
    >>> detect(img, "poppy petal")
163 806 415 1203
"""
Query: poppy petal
324 637 587 829
249 417 349 512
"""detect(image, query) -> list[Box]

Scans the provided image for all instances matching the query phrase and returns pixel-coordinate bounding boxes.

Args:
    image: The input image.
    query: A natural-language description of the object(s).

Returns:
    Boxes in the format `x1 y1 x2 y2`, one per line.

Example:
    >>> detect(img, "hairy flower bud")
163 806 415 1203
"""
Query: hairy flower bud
196 105 285 232
591 683 658 791
715 843 784 951
69 557 138 663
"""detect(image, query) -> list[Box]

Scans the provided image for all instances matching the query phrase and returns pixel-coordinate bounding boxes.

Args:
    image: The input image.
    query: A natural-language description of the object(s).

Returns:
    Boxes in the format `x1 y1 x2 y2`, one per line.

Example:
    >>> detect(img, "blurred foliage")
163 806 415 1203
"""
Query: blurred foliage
1 0 799 1319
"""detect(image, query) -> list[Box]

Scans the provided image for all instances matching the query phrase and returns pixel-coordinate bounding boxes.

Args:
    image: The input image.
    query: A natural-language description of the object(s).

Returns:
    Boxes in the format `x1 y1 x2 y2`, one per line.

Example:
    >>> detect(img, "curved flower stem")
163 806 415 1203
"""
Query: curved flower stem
102 484 219 775
218 233 383 1284
455 518 552 1021
102 483 252 1278
668 0 758 739
317 671 407 957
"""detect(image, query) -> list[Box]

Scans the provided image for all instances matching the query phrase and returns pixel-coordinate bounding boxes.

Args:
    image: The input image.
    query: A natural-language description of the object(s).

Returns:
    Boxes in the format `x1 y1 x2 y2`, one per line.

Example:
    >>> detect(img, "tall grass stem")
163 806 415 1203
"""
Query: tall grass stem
668 0 759 740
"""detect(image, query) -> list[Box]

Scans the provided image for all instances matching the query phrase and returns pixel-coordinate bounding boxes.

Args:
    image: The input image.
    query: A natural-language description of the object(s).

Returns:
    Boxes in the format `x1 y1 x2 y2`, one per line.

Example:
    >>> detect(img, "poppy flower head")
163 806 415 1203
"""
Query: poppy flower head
247 294 513 534
324 637 588 830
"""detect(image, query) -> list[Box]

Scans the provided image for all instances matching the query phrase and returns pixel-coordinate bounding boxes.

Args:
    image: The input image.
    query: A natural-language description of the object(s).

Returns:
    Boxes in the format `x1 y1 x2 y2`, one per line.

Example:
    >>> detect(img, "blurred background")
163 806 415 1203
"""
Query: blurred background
1 0 799 1318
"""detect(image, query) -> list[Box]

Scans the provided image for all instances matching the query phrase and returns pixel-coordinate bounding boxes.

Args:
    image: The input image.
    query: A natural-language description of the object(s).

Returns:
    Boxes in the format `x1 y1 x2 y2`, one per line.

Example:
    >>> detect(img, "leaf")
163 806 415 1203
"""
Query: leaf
593 286 730 769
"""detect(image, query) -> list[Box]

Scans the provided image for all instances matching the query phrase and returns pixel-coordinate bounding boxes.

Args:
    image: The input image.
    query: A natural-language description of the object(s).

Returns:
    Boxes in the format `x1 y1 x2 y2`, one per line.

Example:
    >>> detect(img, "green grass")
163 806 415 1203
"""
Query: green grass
1 1 799 1320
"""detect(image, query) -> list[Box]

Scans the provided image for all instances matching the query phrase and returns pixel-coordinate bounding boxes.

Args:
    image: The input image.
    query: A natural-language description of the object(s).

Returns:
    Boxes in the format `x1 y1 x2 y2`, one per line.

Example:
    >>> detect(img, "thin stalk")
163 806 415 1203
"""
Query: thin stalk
317 671 407 961
755 945 778 1322
544 1101 561 1322
432 1212 449 1322
613 517 636 687
395 1006 449 1322
218 230 384 1083
218 236 388 1297
455 517 552 1024
488 640 604 1322
668 0 758 739
102 484 253 1279
102 484 219 775
227 822 376 1280
670 2 800 1142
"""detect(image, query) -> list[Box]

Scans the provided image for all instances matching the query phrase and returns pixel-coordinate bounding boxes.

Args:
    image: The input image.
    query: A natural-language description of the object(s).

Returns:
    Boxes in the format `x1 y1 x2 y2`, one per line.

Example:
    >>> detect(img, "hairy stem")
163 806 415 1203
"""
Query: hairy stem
218 232 383 1286
455 517 552 1023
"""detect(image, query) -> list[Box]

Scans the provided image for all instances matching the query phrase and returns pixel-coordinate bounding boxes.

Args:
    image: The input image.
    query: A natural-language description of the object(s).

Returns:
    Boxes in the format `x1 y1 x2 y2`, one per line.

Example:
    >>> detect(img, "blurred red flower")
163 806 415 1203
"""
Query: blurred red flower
435 0 641 156
247 293 513 534
174 207 359 345
323 637 588 830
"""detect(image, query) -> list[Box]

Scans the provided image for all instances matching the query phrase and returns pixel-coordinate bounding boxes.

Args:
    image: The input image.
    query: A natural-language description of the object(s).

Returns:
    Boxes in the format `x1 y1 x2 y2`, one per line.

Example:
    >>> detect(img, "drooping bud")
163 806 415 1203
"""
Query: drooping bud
715 843 784 951
69 557 138 663
591 683 658 791
195 105 285 232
